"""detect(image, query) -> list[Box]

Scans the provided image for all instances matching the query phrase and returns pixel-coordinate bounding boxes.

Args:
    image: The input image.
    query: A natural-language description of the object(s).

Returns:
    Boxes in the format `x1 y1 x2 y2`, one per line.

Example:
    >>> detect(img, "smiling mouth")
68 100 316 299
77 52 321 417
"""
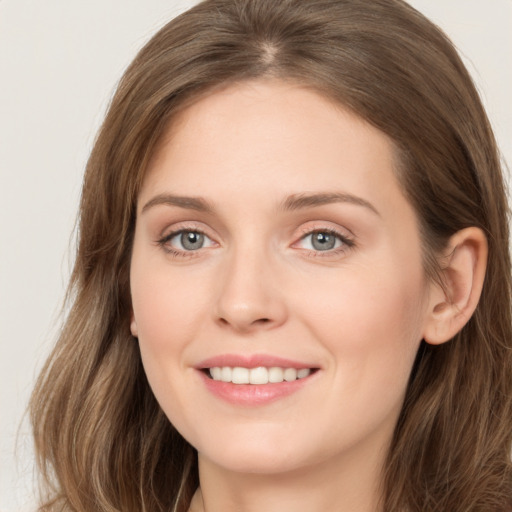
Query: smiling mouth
205 366 318 384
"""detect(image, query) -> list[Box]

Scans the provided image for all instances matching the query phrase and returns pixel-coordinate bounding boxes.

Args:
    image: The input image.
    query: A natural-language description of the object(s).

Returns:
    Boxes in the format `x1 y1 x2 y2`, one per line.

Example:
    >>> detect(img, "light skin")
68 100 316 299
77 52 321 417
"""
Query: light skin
129 80 487 512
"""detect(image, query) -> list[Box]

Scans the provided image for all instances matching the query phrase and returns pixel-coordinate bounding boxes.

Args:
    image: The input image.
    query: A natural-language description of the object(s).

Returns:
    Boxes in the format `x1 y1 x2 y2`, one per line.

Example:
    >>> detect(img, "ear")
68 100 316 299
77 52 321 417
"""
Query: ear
423 227 488 345
130 311 138 338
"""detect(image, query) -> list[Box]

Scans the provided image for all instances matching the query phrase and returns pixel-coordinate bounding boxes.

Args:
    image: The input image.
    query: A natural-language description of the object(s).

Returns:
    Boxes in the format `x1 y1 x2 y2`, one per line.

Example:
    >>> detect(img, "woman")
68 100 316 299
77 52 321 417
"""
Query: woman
30 0 512 511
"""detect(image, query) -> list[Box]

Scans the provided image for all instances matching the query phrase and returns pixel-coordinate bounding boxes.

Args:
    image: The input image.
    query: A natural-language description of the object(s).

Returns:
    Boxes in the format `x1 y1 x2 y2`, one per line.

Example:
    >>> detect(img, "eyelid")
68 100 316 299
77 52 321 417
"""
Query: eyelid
292 223 356 255
154 220 355 258
295 221 355 241
156 221 219 256
169 230 215 248
157 220 216 241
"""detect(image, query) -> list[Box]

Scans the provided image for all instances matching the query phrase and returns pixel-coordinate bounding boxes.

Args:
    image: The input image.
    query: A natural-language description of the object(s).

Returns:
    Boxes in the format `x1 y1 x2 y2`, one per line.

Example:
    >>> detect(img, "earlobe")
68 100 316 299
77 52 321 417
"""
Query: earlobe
423 227 488 345
130 313 138 338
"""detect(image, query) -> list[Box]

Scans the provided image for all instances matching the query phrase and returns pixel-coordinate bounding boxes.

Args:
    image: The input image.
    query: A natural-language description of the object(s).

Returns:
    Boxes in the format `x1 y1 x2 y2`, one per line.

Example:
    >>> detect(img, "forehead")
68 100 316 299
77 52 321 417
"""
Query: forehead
141 80 402 209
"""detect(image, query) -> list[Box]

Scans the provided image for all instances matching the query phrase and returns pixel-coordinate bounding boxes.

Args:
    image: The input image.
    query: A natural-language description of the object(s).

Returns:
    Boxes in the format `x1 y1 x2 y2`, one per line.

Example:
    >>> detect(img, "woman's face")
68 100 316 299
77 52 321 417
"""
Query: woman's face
130 80 434 475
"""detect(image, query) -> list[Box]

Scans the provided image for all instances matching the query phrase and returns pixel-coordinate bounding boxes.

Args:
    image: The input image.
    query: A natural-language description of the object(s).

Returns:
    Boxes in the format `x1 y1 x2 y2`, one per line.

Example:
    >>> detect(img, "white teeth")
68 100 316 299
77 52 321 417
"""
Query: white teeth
232 367 250 384
297 368 311 379
283 368 297 382
249 367 268 384
268 367 284 383
221 367 232 382
208 366 313 384
211 367 222 380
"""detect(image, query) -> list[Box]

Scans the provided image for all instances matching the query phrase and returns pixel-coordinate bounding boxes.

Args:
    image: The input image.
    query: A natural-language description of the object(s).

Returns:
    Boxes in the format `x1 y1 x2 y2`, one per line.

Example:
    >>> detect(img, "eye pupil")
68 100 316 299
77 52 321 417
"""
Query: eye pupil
312 232 336 251
181 231 204 250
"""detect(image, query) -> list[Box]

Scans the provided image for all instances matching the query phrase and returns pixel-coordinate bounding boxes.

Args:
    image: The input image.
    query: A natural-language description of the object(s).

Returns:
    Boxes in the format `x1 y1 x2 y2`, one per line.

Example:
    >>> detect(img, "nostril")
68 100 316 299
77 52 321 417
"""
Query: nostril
217 316 272 331
218 317 270 325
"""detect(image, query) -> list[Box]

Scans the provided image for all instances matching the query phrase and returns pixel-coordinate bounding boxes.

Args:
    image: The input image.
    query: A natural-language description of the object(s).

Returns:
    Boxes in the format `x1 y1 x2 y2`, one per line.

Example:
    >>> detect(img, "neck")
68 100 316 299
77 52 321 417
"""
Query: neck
189 442 387 512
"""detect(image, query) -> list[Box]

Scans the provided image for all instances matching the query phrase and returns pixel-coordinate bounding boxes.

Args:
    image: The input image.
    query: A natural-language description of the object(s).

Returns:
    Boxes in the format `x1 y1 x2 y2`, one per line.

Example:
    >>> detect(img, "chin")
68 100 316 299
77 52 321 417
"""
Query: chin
194 429 328 476
202 449 309 475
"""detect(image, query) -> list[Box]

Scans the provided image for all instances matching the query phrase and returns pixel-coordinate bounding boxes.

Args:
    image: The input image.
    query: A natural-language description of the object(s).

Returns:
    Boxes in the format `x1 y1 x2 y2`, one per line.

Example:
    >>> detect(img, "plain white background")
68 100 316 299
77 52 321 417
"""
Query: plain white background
0 1 510 510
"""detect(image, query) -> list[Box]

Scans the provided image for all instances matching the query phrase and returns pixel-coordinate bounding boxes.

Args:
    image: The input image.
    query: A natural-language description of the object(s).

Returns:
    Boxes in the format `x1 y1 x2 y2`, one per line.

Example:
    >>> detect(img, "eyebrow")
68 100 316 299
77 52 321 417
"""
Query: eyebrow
280 192 380 216
141 191 380 216
141 194 213 214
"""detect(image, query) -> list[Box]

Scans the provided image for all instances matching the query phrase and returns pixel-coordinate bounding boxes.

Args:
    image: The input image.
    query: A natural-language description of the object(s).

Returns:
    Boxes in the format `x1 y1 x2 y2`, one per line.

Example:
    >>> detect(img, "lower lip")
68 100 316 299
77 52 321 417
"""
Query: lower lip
198 371 315 406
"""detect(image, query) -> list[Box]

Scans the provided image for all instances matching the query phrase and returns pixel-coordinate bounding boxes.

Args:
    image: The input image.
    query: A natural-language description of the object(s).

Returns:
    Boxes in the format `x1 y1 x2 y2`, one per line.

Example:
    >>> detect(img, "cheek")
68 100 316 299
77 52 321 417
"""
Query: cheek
301 256 425 342
130 265 207 435
129 251 207 404
131 262 206 348
298 258 426 401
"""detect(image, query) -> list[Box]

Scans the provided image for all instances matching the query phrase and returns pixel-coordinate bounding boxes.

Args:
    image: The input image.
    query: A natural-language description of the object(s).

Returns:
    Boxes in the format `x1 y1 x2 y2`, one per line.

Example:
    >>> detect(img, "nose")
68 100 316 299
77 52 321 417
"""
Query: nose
214 246 288 334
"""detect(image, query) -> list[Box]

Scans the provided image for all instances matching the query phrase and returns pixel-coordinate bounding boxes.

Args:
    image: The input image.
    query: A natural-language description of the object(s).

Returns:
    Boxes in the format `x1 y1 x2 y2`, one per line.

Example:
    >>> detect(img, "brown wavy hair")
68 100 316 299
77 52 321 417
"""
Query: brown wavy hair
30 0 512 510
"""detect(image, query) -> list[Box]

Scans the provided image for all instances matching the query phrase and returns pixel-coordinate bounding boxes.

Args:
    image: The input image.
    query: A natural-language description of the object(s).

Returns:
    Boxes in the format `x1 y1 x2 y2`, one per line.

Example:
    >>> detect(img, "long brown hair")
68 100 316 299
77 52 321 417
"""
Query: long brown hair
30 0 512 510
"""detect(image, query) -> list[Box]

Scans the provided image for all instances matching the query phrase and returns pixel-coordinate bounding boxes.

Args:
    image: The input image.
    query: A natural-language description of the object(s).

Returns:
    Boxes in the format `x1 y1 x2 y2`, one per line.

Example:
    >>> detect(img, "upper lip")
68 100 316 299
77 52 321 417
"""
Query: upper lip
196 354 319 370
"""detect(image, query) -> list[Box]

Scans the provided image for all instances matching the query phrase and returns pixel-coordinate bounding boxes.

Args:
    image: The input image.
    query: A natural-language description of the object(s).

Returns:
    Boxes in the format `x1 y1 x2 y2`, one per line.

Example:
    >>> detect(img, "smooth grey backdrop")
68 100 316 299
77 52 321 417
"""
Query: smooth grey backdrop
1 1 510 510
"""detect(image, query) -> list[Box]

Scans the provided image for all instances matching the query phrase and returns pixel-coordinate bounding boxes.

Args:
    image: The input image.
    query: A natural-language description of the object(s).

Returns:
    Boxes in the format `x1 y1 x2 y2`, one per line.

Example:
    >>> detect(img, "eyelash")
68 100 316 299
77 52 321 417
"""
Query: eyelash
157 226 355 259
295 228 355 257
157 227 213 258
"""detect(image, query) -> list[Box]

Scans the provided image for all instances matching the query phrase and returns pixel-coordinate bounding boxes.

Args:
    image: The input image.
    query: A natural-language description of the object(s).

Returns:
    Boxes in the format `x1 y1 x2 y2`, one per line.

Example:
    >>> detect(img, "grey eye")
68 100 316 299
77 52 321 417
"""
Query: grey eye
310 232 337 251
179 231 205 250
162 229 215 254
